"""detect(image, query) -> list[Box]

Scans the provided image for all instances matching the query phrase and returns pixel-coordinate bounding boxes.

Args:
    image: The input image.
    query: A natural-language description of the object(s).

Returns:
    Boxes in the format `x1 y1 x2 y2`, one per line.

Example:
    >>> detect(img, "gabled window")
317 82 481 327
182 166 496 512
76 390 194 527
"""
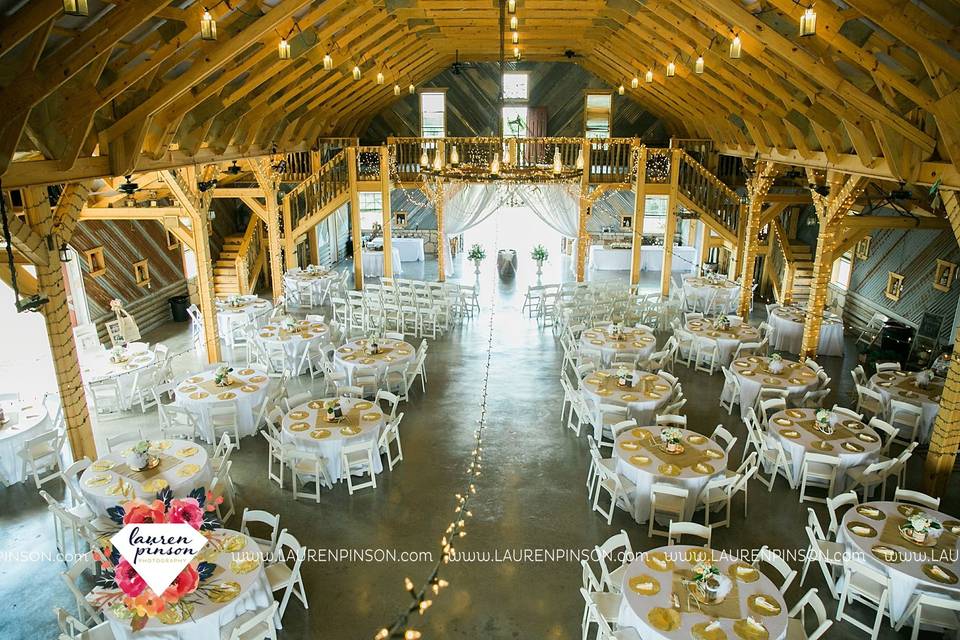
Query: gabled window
585 93 612 139
503 73 529 100
419 90 446 138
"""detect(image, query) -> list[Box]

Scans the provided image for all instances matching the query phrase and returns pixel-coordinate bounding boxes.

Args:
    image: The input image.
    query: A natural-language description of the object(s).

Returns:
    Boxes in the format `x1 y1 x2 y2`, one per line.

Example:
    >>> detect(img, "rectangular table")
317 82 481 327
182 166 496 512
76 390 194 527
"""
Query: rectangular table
588 245 699 272
361 248 404 277
367 237 425 261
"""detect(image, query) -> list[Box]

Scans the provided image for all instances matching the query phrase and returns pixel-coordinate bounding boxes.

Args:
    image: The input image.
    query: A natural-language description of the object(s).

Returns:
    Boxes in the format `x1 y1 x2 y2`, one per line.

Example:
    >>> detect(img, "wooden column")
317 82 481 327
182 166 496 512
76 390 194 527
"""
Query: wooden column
799 172 865 358
251 159 283 303
737 162 777 316
379 145 394 279
698 224 711 269
22 185 97 460
281 196 297 270
346 146 363 289
659 149 682 297
575 141 591 282
629 146 648 287
924 189 960 496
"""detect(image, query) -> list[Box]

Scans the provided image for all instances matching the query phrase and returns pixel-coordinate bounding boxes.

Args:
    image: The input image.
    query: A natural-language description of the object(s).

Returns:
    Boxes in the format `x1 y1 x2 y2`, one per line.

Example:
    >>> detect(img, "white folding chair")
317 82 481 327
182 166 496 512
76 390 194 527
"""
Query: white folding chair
60 552 103 626
798 452 840 504
893 487 940 510
648 483 688 538
591 462 635 525
855 384 887 419
893 592 960 640
710 424 738 456
594 530 633 593
225 602 279 640
240 508 282 559
874 361 901 373
340 440 378 494
825 490 859 539
208 401 241 449
667 521 712 547
19 429 65 489
799 509 843 600
266 531 309 620
836 559 891 638
787 588 833 640
378 412 404 470
754 545 797 595
888 399 922 447
288 449 333 503
719 367 741 414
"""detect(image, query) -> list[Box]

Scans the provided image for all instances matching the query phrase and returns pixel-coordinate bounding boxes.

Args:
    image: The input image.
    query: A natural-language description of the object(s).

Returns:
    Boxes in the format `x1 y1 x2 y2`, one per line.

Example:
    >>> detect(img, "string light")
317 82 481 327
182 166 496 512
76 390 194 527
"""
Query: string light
729 34 742 59
666 62 676 77
277 38 291 60
63 0 89 16
695 55 705 74
323 53 333 70
799 6 817 36
200 9 217 40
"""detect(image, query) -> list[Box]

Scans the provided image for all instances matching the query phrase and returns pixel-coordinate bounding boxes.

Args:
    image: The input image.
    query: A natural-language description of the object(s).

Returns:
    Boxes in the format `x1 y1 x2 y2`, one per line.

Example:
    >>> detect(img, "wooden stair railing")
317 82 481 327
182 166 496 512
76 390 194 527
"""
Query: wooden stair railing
212 215 266 297
672 151 742 243
284 149 350 240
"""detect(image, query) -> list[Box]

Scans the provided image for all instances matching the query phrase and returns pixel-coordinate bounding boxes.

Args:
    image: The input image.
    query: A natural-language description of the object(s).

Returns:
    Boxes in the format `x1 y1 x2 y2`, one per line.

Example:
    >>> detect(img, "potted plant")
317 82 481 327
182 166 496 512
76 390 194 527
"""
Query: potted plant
691 561 729 603
713 314 730 330
127 440 155 471
467 244 486 274
531 244 549 275
902 513 942 544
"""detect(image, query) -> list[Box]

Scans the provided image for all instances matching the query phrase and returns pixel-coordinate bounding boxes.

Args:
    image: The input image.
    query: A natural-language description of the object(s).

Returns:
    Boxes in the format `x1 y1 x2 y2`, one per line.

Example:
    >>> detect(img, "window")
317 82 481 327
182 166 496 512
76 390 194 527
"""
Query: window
585 93 612 139
502 106 528 136
831 250 852 290
641 196 667 234
359 192 383 230
83 247 106 277
503 73 529 100
419 90 446 138
885 272 904 301
133 259 150 287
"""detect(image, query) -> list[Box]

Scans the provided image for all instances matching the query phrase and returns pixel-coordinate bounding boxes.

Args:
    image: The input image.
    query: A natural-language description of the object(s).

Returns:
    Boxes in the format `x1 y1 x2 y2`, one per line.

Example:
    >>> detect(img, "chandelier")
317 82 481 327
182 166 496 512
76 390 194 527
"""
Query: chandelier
415 141 583 184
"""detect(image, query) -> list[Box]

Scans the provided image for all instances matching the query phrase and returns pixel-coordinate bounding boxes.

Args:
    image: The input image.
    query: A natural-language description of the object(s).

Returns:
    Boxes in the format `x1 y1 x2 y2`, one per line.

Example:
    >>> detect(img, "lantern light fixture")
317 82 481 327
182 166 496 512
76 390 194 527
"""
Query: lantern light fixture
631 75 639 89
575 148 584 170
512 32 519 44
695 55 705 74
799 6 817 36
510 16 518 30
63 0 89 17
376 71 385 85
450 146 460 165
617 84 625 95
419 150 429 168
645 69 654 83
200 9 217 40
278 38 291 60
666 61 676 77
408 83 415 94
394 84 401 96
352 65 361 80
729 34 742 59
552 148 563 175
513 46 520 60
323 53 333 70
507 0 516 14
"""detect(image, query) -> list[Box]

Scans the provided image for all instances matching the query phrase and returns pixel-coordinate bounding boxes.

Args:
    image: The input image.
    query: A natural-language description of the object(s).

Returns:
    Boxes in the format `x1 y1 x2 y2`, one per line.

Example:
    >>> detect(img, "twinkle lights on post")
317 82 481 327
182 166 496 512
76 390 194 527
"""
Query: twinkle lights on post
63 0 89 17
729 34 742 59
799 6 817 36
200 9 217 40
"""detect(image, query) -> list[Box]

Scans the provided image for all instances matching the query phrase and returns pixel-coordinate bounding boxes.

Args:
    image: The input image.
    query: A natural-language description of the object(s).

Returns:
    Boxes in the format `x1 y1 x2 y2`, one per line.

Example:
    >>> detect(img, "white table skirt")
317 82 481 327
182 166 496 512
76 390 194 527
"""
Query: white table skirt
361 248 403 277
639 245 699 272
589 247 632 271
0 400 50 484
368 237 425 261
216 298 272 340
580 370 671 429
81 346 156 409
257 321 330 375
174 368 269 443
732 359 819 420
769 311 843 356
682 282 738 313
869 372 942 442
332 339 416 385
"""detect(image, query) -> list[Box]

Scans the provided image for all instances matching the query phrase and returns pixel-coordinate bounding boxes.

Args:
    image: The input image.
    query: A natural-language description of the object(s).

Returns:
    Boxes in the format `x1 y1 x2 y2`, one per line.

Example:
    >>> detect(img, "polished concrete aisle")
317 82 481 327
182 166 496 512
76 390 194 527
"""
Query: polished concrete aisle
0 255 957 638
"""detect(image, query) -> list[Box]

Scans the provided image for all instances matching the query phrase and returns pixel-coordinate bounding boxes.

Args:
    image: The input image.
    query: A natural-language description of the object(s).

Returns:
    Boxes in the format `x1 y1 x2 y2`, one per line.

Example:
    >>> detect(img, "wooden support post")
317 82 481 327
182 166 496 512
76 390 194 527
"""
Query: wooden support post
380 145 393 279
575 141 591 282
924 190 960 496
629 147 648 287
281 196 297 270
346 146 363 289
251 159 283 303
698 224 711 269
737 162 777 316
436 187 446 283
660 149 682 297
22 186 97 460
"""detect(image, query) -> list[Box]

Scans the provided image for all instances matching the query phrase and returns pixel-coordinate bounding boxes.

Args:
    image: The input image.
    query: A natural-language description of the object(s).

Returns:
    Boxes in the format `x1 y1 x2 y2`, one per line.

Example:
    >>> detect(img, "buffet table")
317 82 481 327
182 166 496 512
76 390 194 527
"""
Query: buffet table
361 248 404 277
589 245 698 272
367 237 425 261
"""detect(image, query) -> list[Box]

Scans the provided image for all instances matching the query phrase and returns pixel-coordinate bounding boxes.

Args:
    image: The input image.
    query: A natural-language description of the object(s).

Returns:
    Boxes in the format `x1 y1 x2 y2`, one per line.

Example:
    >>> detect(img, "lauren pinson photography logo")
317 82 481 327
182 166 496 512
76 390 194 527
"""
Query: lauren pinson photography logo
110 524 208 597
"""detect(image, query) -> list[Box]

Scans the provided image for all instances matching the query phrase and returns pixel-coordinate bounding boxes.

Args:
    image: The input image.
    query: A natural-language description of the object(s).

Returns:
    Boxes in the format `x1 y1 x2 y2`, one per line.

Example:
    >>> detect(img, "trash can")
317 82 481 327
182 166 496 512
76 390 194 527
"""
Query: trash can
169 295 190 322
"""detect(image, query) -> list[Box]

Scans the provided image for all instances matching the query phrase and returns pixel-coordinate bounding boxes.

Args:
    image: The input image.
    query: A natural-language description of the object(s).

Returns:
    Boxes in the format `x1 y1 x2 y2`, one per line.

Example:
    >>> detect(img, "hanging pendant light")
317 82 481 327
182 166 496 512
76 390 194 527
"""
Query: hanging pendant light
376 71 385 85
323 53 333 70
200 9 217 40
799 6 817 37
645 69 653 83
352 65 361 80
63 0 89 17
502 144 511 166
666 62 676 77
575 148 584 170
695 55 705 74
512 32 519 45
419 150 430 168
510 16 518 30
278 39 291 60
450 146 460 166
393 84 401 96
552 148 563 175
617 84 625 95
631 75 639 89
432 151 444 172
490 153 501 176
513 46 520 60
729 35 742 59
408 83 415 94
507 0 516 13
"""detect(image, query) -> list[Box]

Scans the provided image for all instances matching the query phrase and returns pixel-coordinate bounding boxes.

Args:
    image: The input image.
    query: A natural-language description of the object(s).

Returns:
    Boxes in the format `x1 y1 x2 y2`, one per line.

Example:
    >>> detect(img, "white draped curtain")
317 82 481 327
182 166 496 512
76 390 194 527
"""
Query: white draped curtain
514 184 581 273
440 183 502 276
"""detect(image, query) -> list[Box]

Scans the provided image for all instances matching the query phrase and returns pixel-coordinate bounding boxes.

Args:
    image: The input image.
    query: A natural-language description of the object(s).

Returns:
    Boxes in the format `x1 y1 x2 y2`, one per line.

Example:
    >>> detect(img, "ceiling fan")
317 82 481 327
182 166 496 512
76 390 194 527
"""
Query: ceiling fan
118 175 139 195
223 160 243 176
450 50 479 75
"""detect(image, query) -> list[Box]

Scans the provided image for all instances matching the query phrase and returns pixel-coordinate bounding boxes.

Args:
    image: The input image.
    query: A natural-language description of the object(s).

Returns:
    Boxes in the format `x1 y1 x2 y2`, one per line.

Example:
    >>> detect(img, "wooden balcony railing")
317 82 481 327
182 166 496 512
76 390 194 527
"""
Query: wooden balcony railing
234 214 265 295
283 150 349 236
675 151 742 238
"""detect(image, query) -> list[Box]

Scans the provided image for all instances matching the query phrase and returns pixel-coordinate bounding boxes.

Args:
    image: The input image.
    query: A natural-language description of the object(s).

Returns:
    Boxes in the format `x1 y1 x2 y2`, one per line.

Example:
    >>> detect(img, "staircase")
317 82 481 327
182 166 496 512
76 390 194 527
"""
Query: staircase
213 233 244 296
673 151 741 245
785 243 814 307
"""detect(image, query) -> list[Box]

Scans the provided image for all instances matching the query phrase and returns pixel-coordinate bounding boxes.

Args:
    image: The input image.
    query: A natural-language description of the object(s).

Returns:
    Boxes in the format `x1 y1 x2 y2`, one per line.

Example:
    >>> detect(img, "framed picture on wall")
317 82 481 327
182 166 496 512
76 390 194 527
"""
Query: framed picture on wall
855 236 871 260
621 215 632 230
934 259 956 292
394 211 407 228
885 272 904 301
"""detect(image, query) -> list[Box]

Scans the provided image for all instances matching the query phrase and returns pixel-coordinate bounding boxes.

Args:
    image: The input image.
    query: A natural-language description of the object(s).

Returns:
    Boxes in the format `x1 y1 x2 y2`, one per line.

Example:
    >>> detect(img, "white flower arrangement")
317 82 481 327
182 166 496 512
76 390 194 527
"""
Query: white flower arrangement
815 409 830 424
770 353 783 362
907 514 940 535
281 316 296 331
660 427 683 445
214 365 233 386
714 315 730 330
692 561 720 583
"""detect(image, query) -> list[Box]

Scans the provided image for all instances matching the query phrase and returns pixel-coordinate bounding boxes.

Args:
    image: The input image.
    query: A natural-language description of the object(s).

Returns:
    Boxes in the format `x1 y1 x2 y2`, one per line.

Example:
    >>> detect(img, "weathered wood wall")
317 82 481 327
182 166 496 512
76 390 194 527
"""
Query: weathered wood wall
362 62 669 143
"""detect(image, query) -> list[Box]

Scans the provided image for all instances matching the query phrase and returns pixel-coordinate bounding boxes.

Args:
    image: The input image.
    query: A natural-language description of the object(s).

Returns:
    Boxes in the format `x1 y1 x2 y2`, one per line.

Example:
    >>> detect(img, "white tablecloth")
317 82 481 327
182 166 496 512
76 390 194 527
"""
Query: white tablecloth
81 345 156 409
768 408 881 491
869 371 943 442
79 439 211 517
589 246 633 271
361 248 403 277
682 278 739 313
281 397 385 480
97 530 274 640
215 297 272 340
368 237 425 261
174 368 269 442
284 268 338 302
333 338 416 385
768 307 843 356
580 370 672 429
579 326 657 367
840 501 960 623
256 320 330 375
614 426 728 523
685 319 761 365
638 245 698 273
731 357 819 419
618 545 789 640
0 399 50 484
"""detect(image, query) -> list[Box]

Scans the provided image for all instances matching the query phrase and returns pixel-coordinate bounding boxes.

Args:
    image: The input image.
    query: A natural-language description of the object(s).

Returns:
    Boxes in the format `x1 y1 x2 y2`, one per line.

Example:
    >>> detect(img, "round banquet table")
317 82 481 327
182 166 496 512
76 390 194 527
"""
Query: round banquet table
768 408 881 492
681 278 739 313
618 545 789 640
281 397 385 481
840 501 960 623
768 306 843 356
685 319 761 365
80 344 156 410
215 296 272 340
174 367 270 442
614 426 728 523
731 356 819 419
579 326 657 367
869 371 944 442
284 267 339 302
0 398 50 484
580 370 672 432
256 319 330 375
91 529 274 640
333 338 416 384
361 248 404 277
79 439 212 517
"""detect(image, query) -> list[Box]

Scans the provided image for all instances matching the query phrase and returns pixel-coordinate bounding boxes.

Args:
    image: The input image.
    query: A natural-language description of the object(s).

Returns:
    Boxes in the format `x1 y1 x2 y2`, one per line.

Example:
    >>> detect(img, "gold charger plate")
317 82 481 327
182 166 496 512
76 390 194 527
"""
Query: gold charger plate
693 462 715 475
811 441 834 451
189 391 209 400
842 442 865 452
307 401 325 410
897 504 923 517
310 429 331 439
177 464 201 477
240 385 259 393
779 430 801 439
871 545 902 563
847 521 878 537
692 622 728 640
942 520 960 535
222 534 246 552
785 409 804 419
217 392 236 400
340 426 361 436
647 607 681 632
704 449 724 459
142 479 169 492
922 563 959 584
632 428 652 440
763 377 782 385
659 463 681 476
747 594 782 617
733 619 768 640
643 551 675 571
584 378 601 385
354 401 373 410
92 460 115 471
729 563 760 582
645 392 662 399
620 394 638 401
85 474 111 487
653 384 670 391
180 385 197 393
342 355 356 361
773 417 792 426
628 574 660 595
733 360 750 368
855 505 885 520
842 420 863 430
629 455 651 466
620 441 640 451
230 558 261 575
289 411 310 420
687 434 707 445
249 375 267 383
289 422 310 432
741 371 756 377
176 446 199 458
237 369 255 376
188 376 204 383
595 389 612 396
207 581 242 604
157 602 194 625
856 432 878 443
362 413 381 421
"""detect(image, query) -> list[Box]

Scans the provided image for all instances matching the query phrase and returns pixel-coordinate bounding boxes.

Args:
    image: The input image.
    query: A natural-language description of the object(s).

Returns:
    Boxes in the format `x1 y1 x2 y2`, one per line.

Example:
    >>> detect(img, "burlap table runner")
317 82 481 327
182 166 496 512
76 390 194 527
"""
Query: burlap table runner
689 324 759 340
640 438 710 468
894 376 943 400
112 453 182 482
197 378 243 394
879 515 958 560
735 359 812 388
313 405 364 428
794 418 854 442
671 569 742 619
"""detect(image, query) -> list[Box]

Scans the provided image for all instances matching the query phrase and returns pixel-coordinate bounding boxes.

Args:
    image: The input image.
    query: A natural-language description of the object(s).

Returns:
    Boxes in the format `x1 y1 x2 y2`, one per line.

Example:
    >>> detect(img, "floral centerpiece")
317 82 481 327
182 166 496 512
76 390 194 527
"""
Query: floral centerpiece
280 316 297 332
326 399 343 420
690 561 731 603
713 315 730 330
815 409 834 435
95 487 222 632
366 334 381 355
127 440 157 471
110 345 129 364
467 244 486 274
901 513 942 544
915 369 933 390
213 365 233 387
660 427 684 453
767 352 785 374
531 245 549 275
608 322 625 340
617 366 632 387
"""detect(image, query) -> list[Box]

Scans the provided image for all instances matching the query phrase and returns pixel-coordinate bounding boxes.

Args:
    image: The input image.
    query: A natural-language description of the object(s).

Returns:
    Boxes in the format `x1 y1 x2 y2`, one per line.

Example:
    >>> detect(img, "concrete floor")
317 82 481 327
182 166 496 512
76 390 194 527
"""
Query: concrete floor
1 249 956 639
